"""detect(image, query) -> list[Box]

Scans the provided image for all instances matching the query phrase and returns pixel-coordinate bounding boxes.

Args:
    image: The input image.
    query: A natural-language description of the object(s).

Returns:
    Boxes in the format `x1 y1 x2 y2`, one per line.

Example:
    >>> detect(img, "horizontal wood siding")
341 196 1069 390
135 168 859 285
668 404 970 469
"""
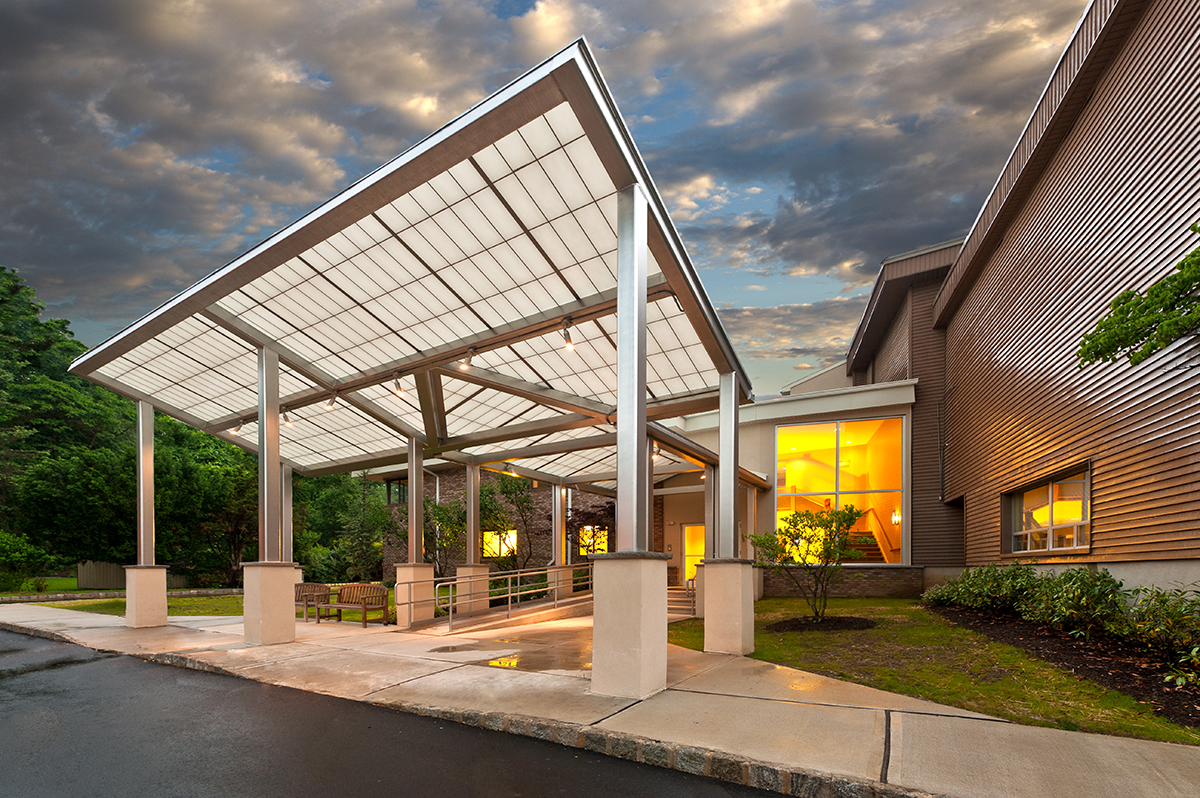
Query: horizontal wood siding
935 0 1154 325
873 293 911 384
908 281 964 567
944 0 1200 565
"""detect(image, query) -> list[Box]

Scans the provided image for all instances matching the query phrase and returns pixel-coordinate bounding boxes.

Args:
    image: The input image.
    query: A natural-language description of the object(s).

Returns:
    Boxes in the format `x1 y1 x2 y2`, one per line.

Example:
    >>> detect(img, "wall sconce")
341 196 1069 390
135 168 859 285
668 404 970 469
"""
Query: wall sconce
891 508 902 526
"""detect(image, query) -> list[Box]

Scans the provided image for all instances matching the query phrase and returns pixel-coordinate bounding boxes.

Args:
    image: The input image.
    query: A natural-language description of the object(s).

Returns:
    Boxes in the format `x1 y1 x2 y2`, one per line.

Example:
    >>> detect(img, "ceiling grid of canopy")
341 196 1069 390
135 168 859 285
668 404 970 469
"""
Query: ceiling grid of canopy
70 40 761 494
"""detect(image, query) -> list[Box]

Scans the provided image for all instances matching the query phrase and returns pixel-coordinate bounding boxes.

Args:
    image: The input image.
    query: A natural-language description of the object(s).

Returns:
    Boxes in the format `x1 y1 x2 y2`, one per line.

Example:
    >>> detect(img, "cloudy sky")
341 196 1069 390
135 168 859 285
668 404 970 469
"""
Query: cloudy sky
1 0 1087 395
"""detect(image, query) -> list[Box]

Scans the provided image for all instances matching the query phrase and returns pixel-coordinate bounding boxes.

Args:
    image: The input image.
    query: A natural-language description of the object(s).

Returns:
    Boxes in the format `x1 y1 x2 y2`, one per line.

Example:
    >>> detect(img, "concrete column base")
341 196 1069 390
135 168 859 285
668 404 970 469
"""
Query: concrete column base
294 565 305 584
455 565 490 616
124 565 168 628
702 559 755 655
754 565 765 601
693 563 705 618
590 552 669 700
395 564 436 629
242 562 297 645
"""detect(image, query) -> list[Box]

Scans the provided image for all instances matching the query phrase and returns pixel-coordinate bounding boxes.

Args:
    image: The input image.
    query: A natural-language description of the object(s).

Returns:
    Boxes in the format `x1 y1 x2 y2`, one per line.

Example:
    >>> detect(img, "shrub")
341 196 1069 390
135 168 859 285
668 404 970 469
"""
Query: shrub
748 506 867 621
1128 585 1200 659
921 563 1039 613
1167 646 1200 688
1017 567 1130 640
0 530 55 592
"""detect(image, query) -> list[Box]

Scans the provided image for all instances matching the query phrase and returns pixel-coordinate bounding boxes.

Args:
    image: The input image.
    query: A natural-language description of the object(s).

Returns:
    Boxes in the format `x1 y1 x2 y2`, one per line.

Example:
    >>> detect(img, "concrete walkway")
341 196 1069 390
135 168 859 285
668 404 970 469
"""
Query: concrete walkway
1 604 1196 798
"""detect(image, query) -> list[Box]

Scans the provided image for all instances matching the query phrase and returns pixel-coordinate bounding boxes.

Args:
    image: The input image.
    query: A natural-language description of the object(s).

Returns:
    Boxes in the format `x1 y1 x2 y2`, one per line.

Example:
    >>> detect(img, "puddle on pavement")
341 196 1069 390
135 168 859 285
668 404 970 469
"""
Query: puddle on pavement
484 641 593 673
429 644 486 653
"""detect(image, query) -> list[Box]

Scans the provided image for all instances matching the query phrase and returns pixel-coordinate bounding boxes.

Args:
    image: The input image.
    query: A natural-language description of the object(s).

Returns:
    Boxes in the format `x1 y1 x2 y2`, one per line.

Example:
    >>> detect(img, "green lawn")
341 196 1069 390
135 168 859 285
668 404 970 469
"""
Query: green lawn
668 597 1200 746
1 576 87 596
45 586 398 624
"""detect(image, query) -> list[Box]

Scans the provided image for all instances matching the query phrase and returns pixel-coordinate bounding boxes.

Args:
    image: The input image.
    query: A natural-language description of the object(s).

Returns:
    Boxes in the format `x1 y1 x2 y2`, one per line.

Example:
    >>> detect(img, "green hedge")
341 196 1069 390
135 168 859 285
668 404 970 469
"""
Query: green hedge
923 565 1200 685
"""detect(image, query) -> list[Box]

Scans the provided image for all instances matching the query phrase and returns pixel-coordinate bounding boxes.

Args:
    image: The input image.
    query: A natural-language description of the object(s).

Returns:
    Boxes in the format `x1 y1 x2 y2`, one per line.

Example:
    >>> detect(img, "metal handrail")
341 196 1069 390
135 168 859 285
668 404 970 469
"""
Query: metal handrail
395 562 594 632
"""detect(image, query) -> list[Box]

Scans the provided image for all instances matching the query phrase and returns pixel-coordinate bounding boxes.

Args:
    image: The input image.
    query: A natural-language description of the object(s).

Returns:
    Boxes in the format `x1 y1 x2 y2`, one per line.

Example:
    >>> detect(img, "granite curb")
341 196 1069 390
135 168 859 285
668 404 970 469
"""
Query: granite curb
132 647 945 798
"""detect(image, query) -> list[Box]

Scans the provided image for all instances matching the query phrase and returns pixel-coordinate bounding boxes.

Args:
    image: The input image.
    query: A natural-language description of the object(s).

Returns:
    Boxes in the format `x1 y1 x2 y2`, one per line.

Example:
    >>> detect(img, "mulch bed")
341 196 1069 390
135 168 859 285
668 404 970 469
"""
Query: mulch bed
766 616 877 633
931 605 1200 729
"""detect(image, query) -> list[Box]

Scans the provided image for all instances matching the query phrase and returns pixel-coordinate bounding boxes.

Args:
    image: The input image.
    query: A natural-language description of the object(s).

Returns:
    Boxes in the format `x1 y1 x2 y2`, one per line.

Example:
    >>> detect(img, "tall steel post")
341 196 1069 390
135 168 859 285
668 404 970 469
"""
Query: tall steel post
136 400 155 565
615 183 649 551
408 436 424 564
258 347 282 562
718 371 740 558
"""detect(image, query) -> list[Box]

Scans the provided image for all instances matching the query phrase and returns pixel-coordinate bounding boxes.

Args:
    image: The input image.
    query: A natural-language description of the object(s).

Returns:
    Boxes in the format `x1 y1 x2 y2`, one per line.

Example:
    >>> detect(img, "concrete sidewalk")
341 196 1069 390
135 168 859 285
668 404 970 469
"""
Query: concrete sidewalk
1 604 1196 798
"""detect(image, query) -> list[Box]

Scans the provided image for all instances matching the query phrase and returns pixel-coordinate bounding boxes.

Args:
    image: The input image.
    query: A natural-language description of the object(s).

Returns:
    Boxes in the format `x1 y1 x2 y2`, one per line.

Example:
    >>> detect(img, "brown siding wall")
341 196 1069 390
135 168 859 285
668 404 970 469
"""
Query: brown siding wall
944 0 1200 566
908 280 965 566
873 293 911 383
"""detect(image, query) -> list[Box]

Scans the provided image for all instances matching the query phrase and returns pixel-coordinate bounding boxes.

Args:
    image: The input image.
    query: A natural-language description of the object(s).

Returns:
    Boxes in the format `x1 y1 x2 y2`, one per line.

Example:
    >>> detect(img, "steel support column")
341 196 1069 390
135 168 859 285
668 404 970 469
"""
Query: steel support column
465 463 480 565
281 464 293 564
718 371 739 559
615 183 649 551
258 347 282 562
703 464 716 558
408 436 424 564
136 400 155 565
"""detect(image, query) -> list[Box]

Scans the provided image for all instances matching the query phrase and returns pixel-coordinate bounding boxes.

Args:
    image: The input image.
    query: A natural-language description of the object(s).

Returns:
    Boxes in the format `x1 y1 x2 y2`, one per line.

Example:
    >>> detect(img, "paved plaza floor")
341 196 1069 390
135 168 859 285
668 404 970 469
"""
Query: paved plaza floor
2 603 1197 797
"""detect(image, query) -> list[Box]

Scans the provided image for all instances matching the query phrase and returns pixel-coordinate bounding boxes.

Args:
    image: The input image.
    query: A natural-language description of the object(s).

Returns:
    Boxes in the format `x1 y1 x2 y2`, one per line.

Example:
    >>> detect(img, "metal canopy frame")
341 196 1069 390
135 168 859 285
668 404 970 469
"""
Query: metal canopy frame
70 39 753 495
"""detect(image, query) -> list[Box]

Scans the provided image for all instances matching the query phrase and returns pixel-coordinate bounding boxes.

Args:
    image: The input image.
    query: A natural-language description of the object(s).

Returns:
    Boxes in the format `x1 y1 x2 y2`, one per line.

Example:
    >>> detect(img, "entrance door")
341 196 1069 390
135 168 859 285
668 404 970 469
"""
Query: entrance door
683 524 706 582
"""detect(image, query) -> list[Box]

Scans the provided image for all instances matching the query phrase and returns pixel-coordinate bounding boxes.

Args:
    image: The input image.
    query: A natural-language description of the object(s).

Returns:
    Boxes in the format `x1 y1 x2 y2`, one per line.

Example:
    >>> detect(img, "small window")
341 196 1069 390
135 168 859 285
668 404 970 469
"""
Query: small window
1010 471 1089 553
482 529 517 558
577 525 609 556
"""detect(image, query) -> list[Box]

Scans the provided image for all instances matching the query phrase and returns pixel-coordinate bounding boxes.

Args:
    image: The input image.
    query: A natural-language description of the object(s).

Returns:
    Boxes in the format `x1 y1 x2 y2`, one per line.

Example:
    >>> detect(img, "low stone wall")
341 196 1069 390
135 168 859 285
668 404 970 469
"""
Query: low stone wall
762 565 925 599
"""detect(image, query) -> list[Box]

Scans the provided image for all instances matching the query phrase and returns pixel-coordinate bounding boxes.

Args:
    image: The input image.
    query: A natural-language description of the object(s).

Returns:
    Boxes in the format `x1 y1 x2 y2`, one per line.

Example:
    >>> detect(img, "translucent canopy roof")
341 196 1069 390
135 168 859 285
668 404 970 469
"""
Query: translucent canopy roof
71 40 754 489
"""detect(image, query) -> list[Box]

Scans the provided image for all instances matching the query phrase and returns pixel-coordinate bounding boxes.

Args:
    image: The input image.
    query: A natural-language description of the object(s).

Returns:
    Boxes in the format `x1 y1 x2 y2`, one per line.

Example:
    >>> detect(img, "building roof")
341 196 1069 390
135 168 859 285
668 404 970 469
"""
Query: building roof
932 0 1154 327
845 239 962 374
69 40 752 486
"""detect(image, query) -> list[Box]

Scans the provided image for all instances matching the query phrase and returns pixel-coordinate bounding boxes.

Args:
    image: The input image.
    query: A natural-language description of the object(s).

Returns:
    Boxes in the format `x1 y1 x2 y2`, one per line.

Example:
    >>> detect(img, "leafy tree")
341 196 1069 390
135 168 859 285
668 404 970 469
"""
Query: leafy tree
567 500 615 560
422 483 509 576
747 506 867 621
1078 223 1200 367
337 476 397 582
497 474 543 569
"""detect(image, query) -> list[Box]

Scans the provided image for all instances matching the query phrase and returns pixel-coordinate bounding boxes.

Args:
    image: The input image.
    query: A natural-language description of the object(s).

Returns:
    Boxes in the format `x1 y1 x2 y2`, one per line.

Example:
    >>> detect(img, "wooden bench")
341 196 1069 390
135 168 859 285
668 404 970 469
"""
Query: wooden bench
315 583 389 627
295 582 331 622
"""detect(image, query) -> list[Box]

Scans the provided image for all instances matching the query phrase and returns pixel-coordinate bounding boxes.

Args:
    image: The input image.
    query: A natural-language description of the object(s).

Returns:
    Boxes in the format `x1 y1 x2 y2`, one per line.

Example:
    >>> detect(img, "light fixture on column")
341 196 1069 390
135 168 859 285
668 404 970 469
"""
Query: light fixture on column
392 373 404 398
282 409 293 427
891 508 902 526
459 348 475 371
651 442 660 461
562 318 574 350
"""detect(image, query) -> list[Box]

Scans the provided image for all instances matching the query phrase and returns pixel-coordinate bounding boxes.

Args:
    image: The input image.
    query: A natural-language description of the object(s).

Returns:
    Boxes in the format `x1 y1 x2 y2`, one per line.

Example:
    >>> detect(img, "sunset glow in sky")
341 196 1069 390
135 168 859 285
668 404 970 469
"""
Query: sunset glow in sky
0 0 1088 394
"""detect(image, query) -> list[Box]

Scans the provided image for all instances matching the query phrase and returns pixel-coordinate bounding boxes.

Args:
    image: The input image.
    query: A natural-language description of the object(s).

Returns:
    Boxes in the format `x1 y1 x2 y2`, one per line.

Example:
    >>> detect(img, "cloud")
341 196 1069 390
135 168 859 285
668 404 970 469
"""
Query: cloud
0 0 1087 359
718 295 867 364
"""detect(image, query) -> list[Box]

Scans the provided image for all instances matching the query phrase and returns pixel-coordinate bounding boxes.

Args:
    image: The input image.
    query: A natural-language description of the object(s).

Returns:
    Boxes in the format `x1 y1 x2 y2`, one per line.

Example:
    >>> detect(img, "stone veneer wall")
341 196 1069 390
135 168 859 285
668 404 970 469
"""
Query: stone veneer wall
761 565 925 598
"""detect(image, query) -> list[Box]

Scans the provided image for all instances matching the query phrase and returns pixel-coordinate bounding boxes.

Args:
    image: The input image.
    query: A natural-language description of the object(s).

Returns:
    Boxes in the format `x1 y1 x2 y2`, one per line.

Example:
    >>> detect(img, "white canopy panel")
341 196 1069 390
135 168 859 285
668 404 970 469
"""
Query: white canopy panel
73 41 750 482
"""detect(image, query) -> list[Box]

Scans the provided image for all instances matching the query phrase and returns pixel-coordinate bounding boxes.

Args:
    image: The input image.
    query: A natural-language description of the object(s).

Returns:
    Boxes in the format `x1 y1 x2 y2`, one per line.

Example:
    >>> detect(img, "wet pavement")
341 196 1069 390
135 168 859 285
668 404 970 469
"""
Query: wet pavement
0 629 764 798
2 604 1199 798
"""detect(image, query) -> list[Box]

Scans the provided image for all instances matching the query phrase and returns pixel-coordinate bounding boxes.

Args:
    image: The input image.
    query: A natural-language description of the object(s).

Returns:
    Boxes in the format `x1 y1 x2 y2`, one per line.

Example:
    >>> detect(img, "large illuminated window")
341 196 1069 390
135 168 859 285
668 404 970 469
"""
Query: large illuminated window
482 529 517 558
776 418 904 563
1011 472 1089 553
